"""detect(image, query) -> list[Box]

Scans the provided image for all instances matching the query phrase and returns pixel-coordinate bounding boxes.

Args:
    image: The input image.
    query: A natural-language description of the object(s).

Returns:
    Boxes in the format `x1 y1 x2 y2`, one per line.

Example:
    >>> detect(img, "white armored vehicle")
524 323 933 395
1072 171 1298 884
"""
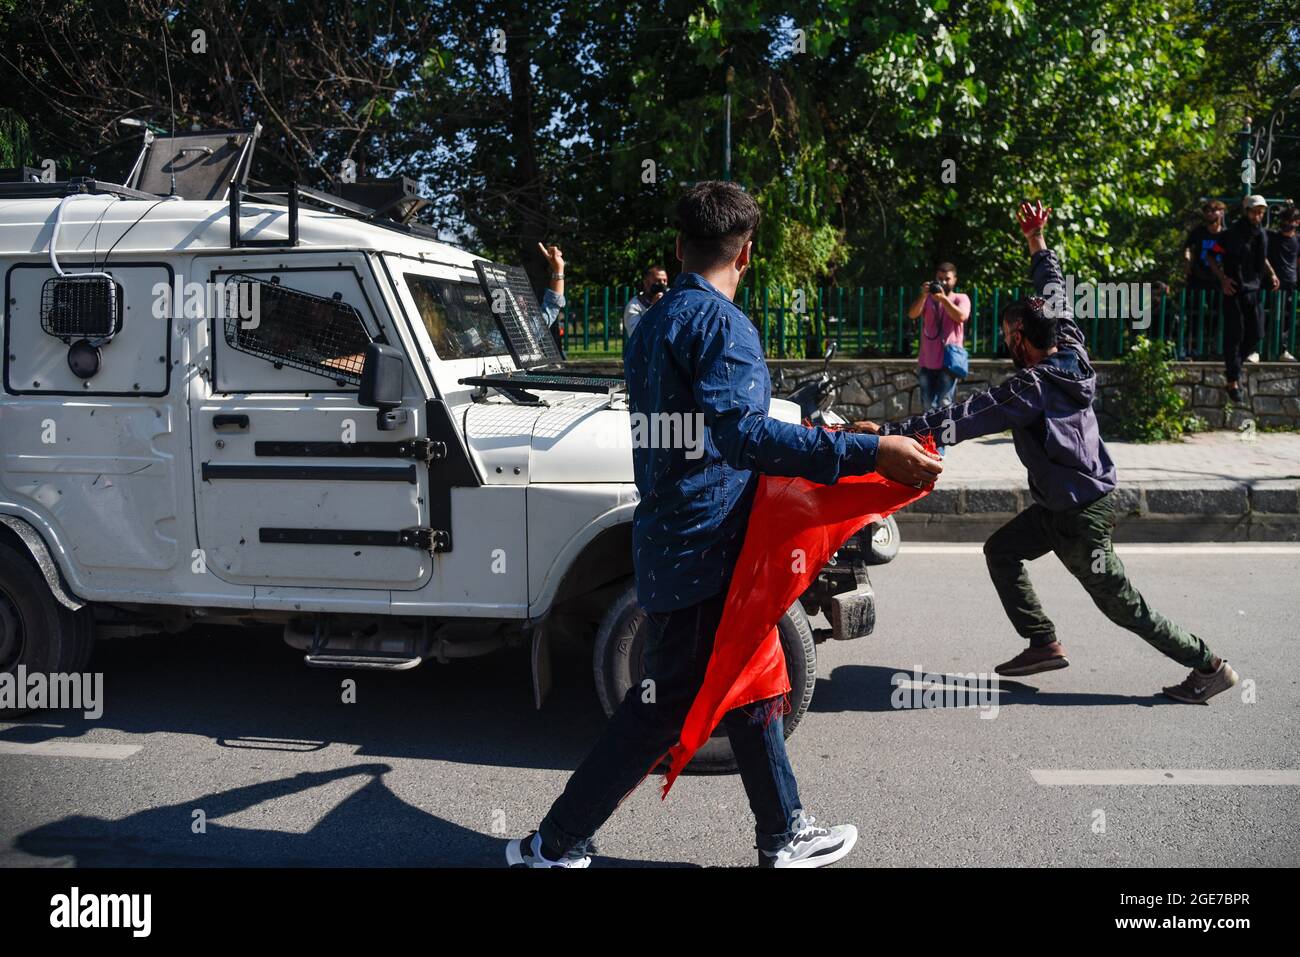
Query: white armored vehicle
0 145 878 767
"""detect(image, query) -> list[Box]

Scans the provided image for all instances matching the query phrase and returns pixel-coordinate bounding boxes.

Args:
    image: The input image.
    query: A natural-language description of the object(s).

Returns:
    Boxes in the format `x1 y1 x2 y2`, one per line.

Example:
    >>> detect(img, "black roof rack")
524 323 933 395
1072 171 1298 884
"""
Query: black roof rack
0 177 163 201
0 172 449 251
229 182 300 248
228 180 448 249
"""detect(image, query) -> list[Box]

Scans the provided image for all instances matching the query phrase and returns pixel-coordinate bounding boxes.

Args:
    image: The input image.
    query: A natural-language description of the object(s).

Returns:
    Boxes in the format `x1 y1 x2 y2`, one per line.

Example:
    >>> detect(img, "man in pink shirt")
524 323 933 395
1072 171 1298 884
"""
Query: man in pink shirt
907 261 971 410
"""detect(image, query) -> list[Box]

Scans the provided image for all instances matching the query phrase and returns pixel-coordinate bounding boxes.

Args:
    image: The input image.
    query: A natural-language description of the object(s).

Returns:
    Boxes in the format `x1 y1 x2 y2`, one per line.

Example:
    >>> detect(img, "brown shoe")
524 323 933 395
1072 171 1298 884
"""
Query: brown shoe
995 641 1070 677
1162 660 1239 704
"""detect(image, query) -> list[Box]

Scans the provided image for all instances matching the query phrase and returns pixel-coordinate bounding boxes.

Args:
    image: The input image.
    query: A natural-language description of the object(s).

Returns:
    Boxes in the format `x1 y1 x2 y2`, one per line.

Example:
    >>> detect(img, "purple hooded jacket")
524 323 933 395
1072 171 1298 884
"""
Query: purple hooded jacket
880 248 1118 512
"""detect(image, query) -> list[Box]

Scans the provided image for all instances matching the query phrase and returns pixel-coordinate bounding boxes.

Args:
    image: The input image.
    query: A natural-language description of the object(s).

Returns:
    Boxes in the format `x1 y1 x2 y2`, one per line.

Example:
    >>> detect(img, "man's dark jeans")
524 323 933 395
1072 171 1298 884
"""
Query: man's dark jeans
1275 283 1296 350
1223 289 1264 382
539 589 803 856
983 490 1215 669
918 366 958 411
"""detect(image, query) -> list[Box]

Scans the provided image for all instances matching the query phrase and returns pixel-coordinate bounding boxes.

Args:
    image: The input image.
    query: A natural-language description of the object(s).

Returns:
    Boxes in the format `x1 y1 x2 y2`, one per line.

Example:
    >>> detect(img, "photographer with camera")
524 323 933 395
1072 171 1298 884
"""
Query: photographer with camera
623 264 670 337
906 262 970 411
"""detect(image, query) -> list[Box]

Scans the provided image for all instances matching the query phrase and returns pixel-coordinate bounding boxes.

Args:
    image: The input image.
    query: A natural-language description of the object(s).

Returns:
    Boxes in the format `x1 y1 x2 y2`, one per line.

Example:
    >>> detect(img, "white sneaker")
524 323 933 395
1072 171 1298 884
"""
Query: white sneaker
758 812 858 868
505 831 592 868
1244 352 1260 363
1281 350 1297 362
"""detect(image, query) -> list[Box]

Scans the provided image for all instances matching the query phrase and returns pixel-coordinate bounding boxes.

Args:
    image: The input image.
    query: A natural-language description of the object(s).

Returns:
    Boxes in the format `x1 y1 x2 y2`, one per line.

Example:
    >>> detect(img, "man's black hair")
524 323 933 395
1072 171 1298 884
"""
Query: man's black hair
676 181 760 270
1001 296 1057 349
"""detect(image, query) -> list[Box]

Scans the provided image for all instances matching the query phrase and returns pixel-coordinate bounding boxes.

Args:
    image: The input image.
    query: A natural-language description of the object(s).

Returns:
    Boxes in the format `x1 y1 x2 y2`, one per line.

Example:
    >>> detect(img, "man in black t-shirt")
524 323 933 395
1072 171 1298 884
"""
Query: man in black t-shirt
1209 196 1281 400
1184 200 1227 289
1267 206 1299 361
1182 200 1227 363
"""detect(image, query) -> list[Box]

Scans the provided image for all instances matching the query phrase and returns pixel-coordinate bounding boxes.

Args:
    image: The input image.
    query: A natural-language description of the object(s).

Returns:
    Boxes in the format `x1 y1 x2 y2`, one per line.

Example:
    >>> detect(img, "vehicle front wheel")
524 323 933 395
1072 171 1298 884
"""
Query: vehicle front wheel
863 515 902 564
592 580 816 774
0 540 93 718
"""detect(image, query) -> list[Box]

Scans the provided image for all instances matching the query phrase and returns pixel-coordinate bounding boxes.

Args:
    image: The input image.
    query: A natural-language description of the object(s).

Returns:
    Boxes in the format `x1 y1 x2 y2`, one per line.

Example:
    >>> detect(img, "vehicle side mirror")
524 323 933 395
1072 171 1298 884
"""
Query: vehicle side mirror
359 342 408 431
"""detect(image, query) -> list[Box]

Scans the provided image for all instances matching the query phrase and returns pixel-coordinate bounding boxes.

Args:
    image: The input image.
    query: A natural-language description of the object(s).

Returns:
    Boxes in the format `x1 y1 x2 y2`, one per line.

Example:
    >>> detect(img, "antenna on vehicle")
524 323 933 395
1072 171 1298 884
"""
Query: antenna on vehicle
160 19 177 197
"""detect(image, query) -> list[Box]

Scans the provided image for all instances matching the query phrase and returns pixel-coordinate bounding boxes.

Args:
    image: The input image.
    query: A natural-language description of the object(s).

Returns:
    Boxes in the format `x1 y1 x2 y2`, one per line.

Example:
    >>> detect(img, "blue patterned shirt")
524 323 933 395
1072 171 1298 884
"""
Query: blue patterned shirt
624 272 880 612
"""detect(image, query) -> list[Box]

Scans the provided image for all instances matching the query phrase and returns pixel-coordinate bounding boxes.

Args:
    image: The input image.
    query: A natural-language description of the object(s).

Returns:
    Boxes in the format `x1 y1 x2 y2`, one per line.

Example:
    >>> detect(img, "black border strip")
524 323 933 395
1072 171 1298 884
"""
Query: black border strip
255 440 427 459
202 463 415 483
259 527 419 547
4 261 174 397
376 253 482 490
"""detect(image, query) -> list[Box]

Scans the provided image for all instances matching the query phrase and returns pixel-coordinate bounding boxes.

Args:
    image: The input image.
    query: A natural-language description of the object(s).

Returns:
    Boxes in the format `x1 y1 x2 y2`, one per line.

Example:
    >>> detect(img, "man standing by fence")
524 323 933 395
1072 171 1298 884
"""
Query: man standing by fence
1267 205 1298 362
907 262 970 411
623 264 669 337
1182 200 1226 362
1210 195 1280 401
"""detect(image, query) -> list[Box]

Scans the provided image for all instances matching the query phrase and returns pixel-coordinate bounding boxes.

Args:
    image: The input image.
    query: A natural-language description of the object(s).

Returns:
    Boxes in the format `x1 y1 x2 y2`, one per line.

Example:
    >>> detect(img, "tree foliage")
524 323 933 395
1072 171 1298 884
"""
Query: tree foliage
0 0 1293 294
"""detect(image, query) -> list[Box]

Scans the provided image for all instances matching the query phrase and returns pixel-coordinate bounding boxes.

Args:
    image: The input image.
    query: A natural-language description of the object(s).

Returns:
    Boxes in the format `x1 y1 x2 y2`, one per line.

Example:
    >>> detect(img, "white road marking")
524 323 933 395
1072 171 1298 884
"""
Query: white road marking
893 682 1000 708
895 679 1006 693
1031 769 1300 786
903 544 1300 555
0 741 140 760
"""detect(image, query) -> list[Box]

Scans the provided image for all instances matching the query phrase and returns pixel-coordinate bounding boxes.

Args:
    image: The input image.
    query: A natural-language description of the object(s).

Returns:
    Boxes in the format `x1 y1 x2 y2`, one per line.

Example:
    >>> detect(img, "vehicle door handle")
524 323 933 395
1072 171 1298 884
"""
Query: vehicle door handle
213 414 250 431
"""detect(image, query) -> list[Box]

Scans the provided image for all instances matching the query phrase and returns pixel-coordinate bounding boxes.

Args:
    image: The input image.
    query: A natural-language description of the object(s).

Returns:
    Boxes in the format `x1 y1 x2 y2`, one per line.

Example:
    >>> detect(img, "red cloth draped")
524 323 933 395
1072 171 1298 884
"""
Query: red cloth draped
658 437 936 796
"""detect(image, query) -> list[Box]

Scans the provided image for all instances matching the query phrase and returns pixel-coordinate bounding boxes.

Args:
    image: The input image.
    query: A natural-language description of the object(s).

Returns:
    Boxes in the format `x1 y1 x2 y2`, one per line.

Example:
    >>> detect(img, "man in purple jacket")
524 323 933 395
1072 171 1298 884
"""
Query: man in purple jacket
855 201 1239 704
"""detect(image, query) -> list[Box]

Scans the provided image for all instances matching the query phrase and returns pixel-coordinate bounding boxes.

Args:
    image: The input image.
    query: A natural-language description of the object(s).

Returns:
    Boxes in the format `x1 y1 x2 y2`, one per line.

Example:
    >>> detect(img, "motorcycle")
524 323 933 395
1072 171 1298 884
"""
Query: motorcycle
783 342 901 565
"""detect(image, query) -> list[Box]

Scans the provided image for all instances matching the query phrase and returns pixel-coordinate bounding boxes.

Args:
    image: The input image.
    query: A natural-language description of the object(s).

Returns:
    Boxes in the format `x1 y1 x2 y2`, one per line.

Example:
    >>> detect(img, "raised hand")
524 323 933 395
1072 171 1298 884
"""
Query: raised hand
1016 200 1052 237
537 242 565 275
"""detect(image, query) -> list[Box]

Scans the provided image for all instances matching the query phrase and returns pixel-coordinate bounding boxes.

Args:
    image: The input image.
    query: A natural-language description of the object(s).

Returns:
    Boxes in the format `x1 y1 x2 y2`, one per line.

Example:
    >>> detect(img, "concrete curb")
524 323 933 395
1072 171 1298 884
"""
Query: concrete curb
897 480 1300 542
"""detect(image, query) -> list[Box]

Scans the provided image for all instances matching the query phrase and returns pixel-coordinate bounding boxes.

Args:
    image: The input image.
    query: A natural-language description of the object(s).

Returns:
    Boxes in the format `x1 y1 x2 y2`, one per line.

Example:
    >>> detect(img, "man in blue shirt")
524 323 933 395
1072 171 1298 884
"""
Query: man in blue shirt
507 181 942 869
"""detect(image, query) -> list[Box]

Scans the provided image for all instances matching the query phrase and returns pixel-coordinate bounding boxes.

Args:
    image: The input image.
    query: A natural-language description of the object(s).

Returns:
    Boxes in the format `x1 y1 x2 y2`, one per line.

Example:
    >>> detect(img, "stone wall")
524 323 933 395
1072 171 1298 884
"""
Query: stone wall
772 359 1300 432
571 358 1300 431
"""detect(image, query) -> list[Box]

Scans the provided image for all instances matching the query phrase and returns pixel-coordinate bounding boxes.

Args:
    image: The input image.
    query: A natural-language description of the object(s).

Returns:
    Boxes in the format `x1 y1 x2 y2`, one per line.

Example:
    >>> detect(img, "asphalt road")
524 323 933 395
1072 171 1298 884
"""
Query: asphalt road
2 544 1297 868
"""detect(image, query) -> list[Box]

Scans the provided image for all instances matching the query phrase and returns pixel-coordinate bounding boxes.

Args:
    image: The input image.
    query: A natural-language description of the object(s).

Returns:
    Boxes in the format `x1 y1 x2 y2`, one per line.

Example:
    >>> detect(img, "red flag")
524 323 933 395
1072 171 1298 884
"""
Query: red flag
657 436 936 796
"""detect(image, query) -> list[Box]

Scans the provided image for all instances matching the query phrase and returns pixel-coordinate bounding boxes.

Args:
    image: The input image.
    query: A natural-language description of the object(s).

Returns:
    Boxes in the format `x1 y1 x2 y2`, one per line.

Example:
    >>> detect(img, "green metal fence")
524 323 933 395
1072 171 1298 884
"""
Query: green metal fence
557 284 1300 362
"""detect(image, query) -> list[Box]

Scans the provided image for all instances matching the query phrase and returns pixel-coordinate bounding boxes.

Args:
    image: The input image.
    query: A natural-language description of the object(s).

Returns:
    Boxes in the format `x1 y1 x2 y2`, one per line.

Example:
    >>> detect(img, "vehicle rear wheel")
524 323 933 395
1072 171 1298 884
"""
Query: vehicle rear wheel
592 580 816 774
0 541 92 718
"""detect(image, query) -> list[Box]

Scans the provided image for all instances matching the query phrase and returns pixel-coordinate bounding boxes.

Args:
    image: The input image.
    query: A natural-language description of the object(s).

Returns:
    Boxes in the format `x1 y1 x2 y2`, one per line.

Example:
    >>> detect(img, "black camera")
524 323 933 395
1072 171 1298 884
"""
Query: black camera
649 281 668 295
928 280 945 294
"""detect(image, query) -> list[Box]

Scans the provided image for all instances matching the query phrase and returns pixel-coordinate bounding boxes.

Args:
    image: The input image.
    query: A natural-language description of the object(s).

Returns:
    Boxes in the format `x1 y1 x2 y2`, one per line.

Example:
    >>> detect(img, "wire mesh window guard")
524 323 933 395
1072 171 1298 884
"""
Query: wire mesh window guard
40 276 123 343
221 274 371 385
473 261 562 369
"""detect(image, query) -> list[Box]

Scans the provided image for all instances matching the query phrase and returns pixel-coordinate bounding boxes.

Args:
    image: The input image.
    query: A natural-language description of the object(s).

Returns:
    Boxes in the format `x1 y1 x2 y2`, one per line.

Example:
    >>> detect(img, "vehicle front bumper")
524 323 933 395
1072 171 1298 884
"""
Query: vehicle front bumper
829 576 876 641
801 558 875 641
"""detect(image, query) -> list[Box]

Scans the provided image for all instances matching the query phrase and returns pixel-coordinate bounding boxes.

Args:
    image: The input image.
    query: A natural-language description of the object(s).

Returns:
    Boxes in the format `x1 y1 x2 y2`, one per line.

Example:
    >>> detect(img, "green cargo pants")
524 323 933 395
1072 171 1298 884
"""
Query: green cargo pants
982 489 1215 669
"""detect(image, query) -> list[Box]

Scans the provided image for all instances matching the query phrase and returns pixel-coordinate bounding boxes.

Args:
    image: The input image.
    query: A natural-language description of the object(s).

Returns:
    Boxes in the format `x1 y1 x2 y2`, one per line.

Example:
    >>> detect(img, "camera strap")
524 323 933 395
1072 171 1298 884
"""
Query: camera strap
923 300 943 340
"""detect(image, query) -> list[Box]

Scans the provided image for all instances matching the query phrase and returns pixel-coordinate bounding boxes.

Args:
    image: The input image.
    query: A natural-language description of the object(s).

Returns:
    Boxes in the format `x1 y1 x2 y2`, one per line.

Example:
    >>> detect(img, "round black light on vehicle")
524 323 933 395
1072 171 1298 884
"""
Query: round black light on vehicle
67 339 101 379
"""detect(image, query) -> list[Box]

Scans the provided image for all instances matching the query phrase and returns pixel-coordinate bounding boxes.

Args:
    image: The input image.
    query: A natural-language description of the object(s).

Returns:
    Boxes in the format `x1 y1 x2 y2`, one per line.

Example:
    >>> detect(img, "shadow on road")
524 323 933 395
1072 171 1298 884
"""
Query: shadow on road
12 762 683 868
811 663 1178 713
1 627 606 769
3 629 697 866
